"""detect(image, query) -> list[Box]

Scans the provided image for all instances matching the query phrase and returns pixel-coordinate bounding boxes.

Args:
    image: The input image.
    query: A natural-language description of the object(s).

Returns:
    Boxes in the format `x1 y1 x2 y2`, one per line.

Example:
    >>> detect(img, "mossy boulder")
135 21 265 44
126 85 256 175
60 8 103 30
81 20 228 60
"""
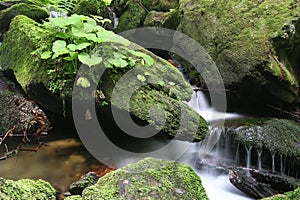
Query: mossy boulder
0 15 208 141
69 172 100 195
176 0 300 109
262 187 300 200
113 0 179 32
80 158 208 200
224 119 300 158
73 0 109 18
0 2 48 37
0 178 56 200
144 10 180 29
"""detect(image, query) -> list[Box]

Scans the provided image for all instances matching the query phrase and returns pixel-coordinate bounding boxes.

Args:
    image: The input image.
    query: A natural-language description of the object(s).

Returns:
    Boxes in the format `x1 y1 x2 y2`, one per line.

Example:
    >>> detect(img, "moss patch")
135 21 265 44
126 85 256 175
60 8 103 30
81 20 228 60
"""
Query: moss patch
0 178 56 200
82 158 208 200
225 119 300 157
0 2 48 35
177 0 299 106
0 15 55 90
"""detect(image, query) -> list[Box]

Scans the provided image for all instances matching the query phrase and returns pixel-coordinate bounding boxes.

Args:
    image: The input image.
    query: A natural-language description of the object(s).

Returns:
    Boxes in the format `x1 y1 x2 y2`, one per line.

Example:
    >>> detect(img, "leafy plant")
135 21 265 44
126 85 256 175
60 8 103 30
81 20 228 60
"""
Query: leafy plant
41 14 155 94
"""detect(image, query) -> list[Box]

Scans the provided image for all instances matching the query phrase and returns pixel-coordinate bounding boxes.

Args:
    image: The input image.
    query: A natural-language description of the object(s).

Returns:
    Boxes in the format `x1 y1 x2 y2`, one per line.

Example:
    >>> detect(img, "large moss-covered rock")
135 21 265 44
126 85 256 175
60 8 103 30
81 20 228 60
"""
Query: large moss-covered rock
81 158 208 200
0 15 208 141
113 0 179 32
0 2 48 36
0 178 56 200
73 0 109 18
177 0 300 109
144 10 180 29
225 119 300 158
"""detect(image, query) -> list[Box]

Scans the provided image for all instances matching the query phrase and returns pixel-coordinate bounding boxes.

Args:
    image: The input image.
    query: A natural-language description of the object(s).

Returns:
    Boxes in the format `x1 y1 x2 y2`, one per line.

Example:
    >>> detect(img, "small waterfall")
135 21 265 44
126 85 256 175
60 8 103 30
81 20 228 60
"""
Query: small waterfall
235 143 240 164
257 149 263 170
187 90 240 122
244 145 253 169
108 8 119 29
280 155 284 175
271 153 276 172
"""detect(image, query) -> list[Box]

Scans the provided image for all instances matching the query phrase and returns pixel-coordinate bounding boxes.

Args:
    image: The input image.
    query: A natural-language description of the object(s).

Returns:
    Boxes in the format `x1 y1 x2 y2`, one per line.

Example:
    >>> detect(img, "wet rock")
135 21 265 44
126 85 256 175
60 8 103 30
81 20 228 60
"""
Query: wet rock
176 0 299 110
0 177 56 200
225 119 300 159
82 158 208 199
229 167 299 199
69 172 100 195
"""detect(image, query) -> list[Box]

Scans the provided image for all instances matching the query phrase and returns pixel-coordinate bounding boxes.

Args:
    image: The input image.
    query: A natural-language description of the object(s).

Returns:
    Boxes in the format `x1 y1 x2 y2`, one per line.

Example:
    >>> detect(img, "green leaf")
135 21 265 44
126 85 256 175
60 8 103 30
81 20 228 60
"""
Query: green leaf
84 33 98 42
129 50 154 66
76 77 91 88
96 31 130 45
78 52 102 67
84 19 98 33
107 58 128 68
137 74 146 82
64 52 78 61
144 72 151 76
76 42 91 50
71 26 86 37
169 82 176 86
52 40 69 58
56 32 69 39
41 51 52 59
67 43 90 51
67 44 77 51
158 80 165 87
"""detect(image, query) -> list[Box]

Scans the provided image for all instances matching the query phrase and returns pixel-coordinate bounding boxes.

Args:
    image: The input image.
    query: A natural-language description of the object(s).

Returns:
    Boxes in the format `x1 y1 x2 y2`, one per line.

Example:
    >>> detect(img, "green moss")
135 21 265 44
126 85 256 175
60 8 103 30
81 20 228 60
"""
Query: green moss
144 10 180 29
65 195 83 200
177 0 299 105
0 178 56 200
225 119 300 157
0 15 55 91
82 158 208 200
0 2 48 35
262 187 300 200
73 0 109 17
115 1 146 33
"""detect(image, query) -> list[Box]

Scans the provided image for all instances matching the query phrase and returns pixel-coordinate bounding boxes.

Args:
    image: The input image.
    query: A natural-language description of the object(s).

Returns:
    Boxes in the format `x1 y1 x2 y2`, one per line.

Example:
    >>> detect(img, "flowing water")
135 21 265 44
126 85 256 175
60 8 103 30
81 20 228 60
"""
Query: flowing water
181 90 253 200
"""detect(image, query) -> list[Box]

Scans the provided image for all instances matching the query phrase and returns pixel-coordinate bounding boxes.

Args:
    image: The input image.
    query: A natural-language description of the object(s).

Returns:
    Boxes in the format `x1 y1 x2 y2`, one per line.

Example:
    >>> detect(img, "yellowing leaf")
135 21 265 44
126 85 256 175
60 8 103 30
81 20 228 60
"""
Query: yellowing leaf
76 77 91 88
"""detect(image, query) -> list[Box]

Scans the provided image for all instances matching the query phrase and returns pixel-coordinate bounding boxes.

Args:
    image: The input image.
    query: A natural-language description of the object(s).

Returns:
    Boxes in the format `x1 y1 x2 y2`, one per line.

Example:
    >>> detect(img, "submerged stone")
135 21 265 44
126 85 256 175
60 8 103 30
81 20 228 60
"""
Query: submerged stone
81 158 208 199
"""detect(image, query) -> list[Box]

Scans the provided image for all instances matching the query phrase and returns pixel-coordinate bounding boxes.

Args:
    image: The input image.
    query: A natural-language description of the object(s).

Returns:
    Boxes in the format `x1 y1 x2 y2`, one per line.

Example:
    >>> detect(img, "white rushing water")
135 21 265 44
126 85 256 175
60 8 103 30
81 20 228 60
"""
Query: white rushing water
187 90 241 122
181 89 253 200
